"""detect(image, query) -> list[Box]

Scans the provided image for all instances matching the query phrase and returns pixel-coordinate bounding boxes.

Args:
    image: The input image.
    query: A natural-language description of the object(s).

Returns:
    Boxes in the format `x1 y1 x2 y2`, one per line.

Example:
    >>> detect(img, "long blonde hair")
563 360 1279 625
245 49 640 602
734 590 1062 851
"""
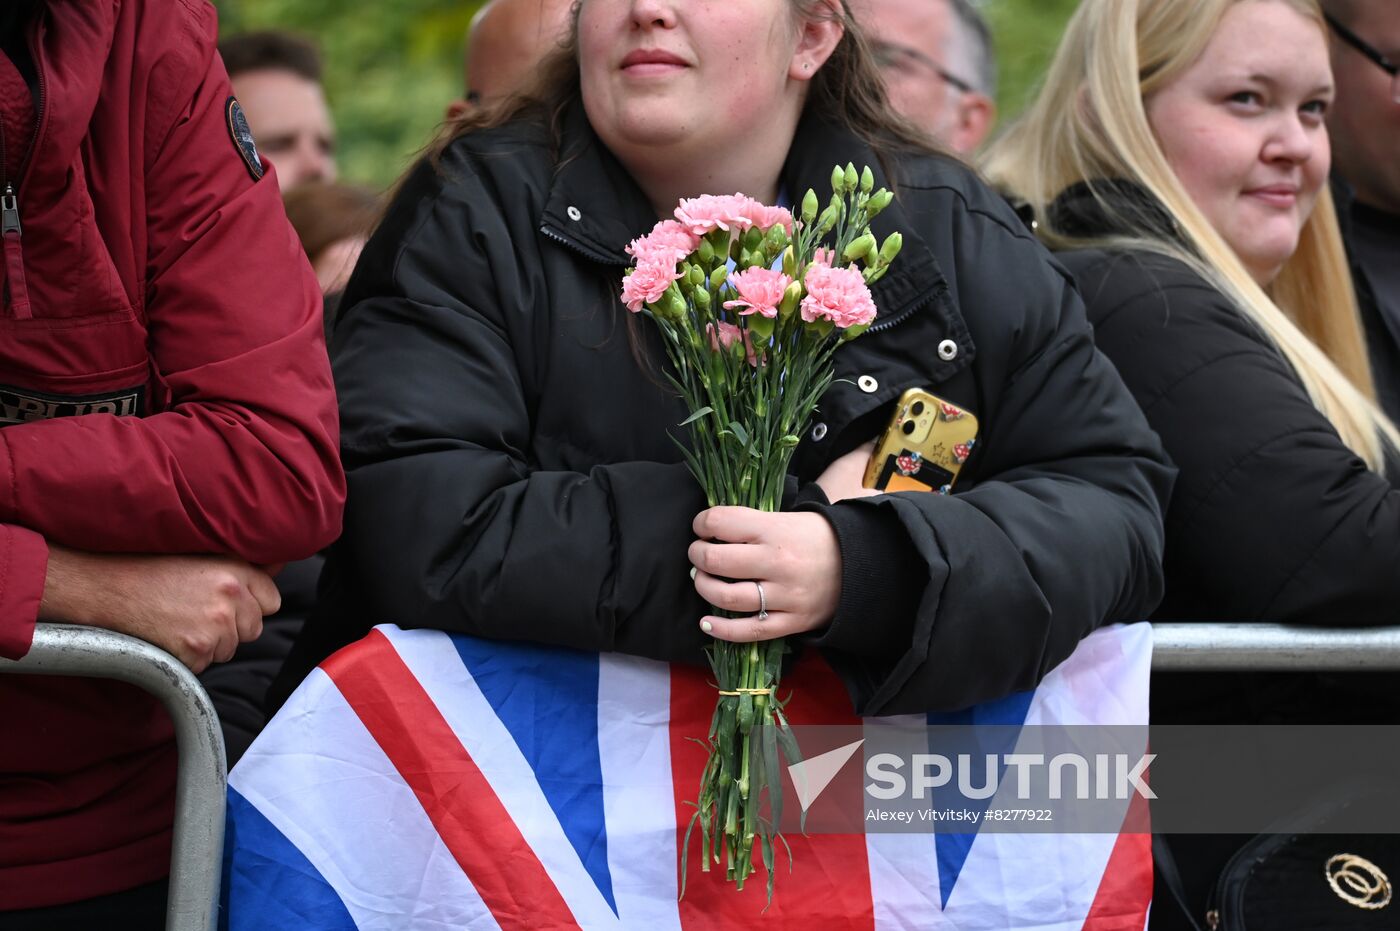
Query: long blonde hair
983 0 1399 471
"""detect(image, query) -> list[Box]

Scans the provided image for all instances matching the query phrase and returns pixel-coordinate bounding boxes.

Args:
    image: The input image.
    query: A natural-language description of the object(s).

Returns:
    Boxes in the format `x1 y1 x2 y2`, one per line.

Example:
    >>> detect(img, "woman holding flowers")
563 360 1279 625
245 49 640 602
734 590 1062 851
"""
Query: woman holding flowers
276 0 1171 739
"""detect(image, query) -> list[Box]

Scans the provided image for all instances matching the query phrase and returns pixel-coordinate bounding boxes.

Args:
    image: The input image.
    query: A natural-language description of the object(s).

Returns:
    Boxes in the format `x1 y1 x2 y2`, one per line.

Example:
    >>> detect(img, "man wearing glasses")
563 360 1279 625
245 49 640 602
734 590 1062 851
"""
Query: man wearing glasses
854 0 998 156
1323 0 1400 420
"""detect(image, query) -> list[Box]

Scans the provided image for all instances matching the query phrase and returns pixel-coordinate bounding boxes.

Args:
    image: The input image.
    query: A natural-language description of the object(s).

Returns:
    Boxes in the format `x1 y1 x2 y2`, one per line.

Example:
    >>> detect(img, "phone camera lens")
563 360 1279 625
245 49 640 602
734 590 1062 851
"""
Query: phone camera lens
901 420 916 436
911 402 925 416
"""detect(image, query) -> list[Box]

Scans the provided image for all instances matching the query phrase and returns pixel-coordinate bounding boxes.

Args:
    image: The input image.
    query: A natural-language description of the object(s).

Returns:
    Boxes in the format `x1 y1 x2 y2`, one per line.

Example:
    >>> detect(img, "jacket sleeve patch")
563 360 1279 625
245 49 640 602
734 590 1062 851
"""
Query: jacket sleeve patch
225 97 264 181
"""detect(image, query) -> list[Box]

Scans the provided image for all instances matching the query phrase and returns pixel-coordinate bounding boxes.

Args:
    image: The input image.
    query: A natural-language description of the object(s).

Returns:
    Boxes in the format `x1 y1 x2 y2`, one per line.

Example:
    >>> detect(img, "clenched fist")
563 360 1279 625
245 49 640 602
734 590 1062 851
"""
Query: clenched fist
41 546 281 673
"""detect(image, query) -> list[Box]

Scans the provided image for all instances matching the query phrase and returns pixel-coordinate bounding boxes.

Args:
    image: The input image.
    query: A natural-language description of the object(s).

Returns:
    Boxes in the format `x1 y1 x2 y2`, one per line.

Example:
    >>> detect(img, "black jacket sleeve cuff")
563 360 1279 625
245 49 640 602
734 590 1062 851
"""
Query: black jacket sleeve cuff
795 496 925 658
782 477 831 510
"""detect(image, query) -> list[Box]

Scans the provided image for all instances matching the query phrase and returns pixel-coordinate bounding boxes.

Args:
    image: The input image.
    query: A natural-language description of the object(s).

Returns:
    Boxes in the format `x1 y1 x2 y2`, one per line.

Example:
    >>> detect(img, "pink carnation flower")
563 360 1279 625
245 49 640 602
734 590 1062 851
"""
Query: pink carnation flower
722 267 792 319
800 262 878 329
706 321 762 367
738 202 795 236
674 194 758 236
626 220 700 266
621 260 682 313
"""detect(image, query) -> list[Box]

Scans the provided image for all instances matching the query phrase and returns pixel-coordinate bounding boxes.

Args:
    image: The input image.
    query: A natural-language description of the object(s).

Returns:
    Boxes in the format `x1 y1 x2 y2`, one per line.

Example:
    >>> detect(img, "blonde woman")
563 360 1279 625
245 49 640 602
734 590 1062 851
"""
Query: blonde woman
988 0 1400 646
986 0 1400 922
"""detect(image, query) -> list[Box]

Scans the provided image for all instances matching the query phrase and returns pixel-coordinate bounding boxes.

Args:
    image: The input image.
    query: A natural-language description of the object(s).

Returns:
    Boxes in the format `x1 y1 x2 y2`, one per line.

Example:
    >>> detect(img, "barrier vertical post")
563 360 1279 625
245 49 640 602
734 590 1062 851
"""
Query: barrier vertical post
0 624 226 931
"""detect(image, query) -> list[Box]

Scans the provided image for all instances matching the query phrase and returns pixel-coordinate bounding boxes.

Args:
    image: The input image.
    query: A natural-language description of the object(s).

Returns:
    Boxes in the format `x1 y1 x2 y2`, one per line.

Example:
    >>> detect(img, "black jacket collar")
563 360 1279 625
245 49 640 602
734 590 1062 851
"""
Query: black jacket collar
539 98 945 326
1048 179 1180 244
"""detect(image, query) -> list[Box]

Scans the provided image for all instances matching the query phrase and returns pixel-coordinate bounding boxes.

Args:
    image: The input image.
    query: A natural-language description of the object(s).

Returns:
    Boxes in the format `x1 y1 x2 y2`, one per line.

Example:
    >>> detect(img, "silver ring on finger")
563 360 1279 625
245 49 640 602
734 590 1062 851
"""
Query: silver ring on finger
755 580 768 621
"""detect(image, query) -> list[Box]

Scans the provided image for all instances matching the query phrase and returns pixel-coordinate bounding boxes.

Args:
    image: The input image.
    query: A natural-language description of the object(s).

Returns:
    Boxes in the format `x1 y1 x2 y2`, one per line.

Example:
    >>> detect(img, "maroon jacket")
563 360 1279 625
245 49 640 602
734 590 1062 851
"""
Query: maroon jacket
0 0 344 909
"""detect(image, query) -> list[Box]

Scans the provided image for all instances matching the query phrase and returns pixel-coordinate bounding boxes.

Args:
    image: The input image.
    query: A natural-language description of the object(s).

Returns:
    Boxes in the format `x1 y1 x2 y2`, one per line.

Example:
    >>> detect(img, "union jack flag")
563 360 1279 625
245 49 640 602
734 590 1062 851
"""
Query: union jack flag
222 625 1153 929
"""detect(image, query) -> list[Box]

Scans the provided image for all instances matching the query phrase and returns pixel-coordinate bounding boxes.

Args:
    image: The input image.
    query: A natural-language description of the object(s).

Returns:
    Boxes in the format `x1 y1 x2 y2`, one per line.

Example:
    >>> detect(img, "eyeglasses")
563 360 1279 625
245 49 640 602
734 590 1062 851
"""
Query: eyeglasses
1324 12 1400 101
868 39 976 95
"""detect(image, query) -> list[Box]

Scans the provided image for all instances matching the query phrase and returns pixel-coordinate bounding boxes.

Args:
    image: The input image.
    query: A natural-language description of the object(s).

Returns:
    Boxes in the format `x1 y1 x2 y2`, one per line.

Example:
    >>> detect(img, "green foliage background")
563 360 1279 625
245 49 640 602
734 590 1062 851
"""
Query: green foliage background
213 0 1081 190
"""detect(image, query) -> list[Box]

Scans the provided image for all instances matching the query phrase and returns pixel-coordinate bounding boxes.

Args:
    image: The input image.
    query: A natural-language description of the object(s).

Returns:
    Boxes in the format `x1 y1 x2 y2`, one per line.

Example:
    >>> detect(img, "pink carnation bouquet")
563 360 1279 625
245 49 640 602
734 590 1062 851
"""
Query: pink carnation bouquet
621 164 903 902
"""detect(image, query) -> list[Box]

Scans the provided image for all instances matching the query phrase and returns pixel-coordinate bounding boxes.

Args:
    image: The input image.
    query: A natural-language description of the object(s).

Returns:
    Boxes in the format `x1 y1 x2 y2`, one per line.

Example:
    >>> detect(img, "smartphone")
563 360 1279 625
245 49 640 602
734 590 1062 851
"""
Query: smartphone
862 388 979 494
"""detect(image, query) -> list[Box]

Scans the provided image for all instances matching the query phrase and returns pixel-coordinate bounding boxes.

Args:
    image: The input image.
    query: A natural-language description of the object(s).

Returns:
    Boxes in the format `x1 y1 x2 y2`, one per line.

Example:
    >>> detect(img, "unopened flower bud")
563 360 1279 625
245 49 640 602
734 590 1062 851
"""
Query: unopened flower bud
764 224 788 252
709 266 728 289
843 232 877 262
860 166 874 194
742 226 763 252
698 238 715 266
663 283 687 320
879 231 904 264
779 281 803 319
844 163 858 191
688 264 705 288
694 287 711 311
781 245 797 277
831 164 846 195
801 188 819 223
815 205 839 236
867 189 894 217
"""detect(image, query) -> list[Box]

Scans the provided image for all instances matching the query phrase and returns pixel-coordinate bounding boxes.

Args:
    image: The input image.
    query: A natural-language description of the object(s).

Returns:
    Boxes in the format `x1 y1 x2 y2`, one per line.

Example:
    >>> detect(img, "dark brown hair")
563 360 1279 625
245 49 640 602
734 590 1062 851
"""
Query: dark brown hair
219 30 324 83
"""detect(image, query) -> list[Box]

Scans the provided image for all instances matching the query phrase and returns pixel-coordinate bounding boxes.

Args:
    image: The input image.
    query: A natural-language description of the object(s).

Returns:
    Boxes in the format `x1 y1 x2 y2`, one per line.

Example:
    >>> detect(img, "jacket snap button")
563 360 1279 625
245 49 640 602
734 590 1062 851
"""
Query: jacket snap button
938 339 958 361
857 375 879 393
566 205 582 221
811 422 828 441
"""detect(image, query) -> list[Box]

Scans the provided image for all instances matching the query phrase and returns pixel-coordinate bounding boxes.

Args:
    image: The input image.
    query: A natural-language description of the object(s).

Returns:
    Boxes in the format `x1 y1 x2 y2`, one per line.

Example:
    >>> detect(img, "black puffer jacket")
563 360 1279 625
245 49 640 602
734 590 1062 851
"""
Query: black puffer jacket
1055 183 1400 723
274 104 1173 716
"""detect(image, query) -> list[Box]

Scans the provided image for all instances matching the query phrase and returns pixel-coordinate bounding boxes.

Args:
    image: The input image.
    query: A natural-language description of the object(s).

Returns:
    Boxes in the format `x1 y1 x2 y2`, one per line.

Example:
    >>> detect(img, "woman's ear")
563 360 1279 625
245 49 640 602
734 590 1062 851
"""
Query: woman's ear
789 2 845 82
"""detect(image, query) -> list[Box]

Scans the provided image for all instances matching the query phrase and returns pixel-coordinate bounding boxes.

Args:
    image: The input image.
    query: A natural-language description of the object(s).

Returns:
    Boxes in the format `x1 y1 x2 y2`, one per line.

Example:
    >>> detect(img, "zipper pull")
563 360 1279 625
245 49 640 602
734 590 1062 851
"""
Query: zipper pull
2 183 31 320
1 184 18 235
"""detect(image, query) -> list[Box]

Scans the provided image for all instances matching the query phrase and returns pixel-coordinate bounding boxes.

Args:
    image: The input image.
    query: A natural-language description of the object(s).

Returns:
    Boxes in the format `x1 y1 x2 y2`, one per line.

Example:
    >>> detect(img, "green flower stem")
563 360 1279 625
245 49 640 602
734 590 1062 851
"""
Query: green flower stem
657 174 897 904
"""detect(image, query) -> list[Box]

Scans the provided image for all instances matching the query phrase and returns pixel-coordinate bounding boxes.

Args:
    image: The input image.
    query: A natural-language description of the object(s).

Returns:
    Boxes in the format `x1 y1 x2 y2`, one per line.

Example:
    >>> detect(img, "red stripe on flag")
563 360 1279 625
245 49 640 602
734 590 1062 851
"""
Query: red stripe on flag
670 650 876 929
1083 791 1153 929
323 629 581 931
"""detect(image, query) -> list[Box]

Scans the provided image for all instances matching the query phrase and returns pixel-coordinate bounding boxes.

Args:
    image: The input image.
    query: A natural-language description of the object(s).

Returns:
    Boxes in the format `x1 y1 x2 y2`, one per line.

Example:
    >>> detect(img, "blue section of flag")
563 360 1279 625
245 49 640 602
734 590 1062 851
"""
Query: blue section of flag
926 688 1036 908
926 688 1035 728
449 634 618 915
221 788 356 931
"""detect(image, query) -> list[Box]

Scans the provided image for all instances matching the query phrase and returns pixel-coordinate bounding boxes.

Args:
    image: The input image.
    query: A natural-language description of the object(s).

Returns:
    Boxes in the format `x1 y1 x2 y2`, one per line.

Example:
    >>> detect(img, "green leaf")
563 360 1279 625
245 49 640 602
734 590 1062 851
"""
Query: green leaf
727 421 750 446
763 723 783 830
679 406 715 426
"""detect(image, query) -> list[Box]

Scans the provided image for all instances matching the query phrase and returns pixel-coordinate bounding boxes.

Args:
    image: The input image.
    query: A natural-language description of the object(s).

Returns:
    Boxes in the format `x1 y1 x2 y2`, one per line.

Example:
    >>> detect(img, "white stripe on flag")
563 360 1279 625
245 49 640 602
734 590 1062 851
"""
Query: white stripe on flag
939 624 1152 930
385 628 625 929
863 715 948 931
230 668 502 931
597 653 685 930
862 626 1152 930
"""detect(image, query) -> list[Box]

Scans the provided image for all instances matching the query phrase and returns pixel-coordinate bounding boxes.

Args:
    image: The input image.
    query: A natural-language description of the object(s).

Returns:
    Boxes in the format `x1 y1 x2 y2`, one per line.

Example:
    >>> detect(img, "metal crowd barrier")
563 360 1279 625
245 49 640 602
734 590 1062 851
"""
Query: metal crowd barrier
0 623 225 931
3 621 1400 930
1151 623 1400 670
